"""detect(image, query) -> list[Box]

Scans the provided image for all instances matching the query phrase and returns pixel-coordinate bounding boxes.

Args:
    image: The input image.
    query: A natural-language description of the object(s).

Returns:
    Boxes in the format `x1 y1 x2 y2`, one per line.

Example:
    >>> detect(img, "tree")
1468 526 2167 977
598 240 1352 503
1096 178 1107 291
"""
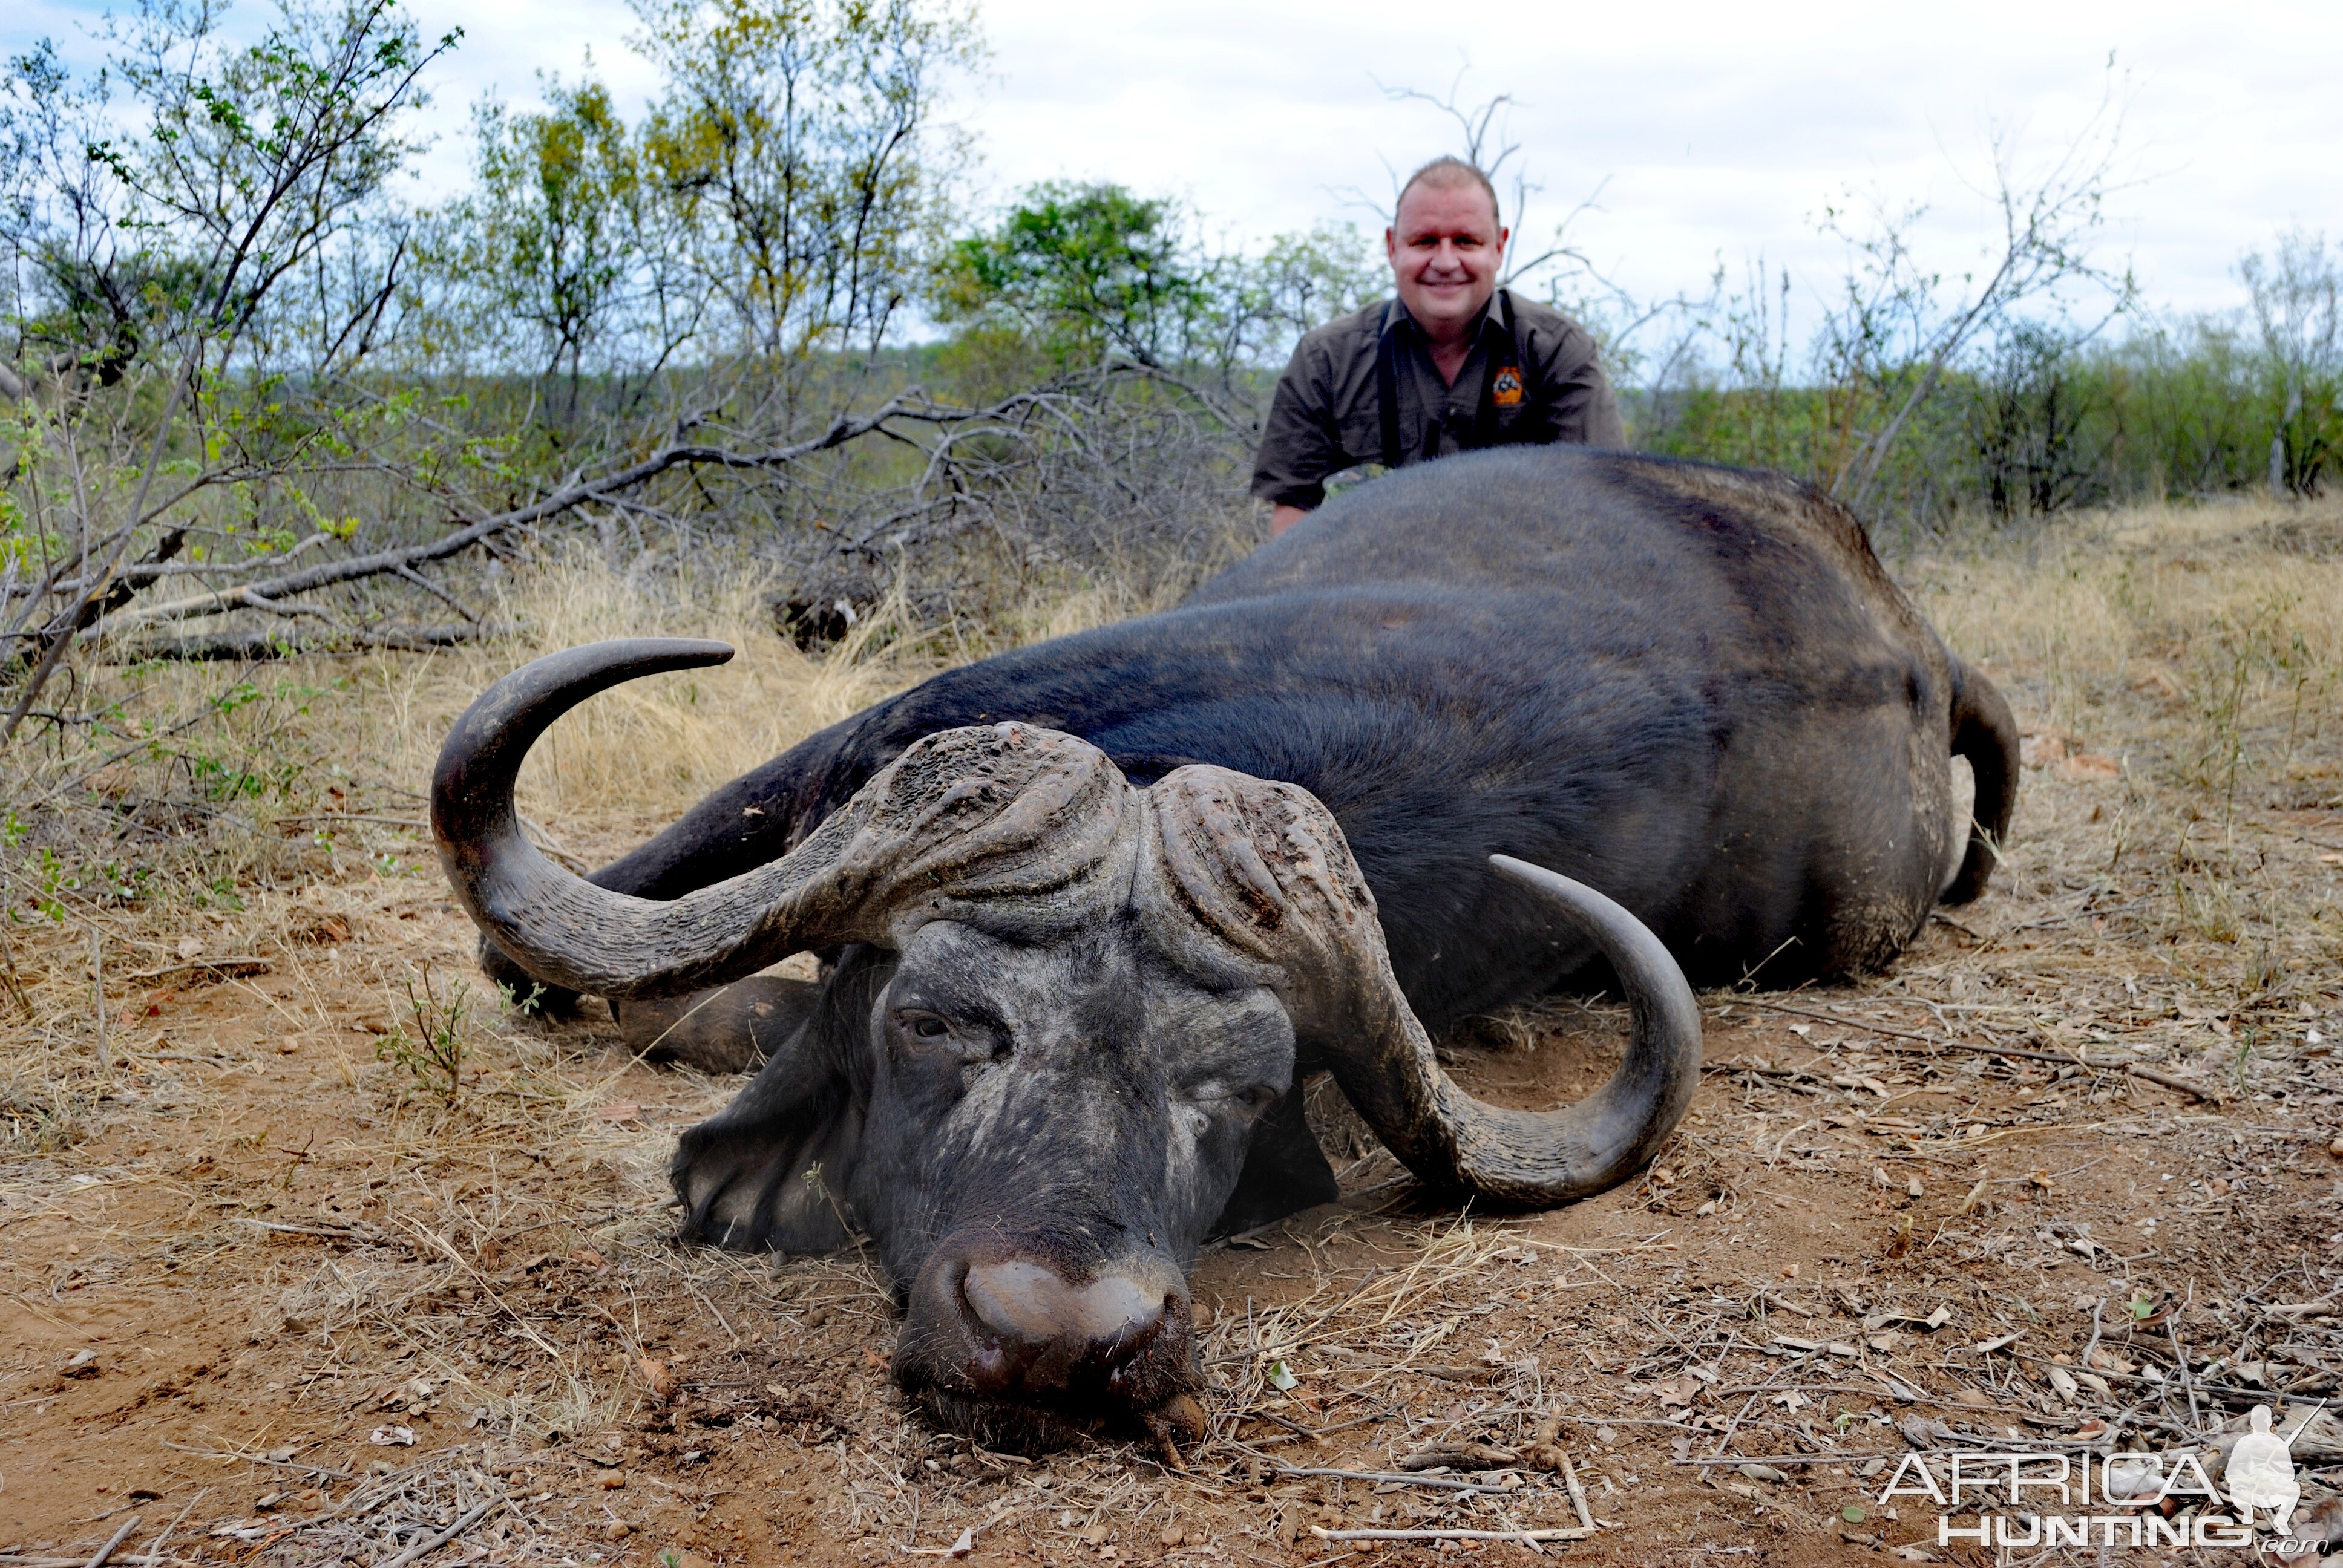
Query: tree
456 76 657 423
2240 229 2341 497
1 0 458 736
1808 98 2135 515
935 182 1208 370
632 0 979 370
935 182 1380 388
1968 321 2106 518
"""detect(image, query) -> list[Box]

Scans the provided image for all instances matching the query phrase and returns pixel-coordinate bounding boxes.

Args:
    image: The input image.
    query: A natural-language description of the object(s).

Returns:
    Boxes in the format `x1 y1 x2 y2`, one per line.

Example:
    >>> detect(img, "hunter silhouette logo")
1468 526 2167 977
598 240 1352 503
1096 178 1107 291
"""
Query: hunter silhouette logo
1491 366 1524 406
2227 1404 2301 1534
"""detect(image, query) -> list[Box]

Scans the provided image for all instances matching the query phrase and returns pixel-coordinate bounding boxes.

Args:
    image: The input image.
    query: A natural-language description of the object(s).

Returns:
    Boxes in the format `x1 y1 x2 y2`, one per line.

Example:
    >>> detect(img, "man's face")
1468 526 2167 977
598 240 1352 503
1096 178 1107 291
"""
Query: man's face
1386 180 1507 339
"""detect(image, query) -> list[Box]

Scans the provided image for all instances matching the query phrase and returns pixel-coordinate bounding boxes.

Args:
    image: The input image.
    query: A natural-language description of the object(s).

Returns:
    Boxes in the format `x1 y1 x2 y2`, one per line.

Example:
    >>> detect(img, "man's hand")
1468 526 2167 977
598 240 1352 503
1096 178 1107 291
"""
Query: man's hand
1270 504 1309 538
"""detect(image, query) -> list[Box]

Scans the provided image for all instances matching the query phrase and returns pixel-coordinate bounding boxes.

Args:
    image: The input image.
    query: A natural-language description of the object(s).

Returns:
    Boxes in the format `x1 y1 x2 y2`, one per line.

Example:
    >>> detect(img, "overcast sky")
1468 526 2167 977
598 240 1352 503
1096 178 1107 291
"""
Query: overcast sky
11 0 2339 328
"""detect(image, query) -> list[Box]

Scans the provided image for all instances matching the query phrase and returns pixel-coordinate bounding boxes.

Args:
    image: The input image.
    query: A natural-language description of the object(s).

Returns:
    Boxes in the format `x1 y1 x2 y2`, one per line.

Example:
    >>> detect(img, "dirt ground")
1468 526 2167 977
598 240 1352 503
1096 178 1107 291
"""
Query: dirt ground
3 501 2341 1567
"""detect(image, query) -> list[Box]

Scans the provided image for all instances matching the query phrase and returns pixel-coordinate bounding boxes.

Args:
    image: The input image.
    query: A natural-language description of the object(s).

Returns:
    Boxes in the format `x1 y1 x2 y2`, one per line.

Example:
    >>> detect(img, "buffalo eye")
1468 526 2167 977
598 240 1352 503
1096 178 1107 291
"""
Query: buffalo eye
888 1008 1004 1070
1236 1085 1279 1114
888 1008 959 1048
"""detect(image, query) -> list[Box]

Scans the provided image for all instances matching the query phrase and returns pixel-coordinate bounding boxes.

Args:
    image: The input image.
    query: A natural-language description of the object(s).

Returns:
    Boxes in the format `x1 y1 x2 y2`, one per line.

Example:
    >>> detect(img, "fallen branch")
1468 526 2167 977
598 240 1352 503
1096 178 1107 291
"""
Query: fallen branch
1671 1452 1894 1467
96 391 1058 638
1739 998 2225 1102
80 1515 140 1568
1559 1449 1596 1533
111 621 505 663
375 1498 499 1568
1270 1464 1516 1494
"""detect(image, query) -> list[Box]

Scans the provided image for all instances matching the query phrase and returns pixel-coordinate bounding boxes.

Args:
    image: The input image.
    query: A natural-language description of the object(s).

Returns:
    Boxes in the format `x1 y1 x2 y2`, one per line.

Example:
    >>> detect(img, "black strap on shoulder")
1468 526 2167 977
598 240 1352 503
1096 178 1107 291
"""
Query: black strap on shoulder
1375 299 1404 469
1378 290 1530 467
1466 289 1526 451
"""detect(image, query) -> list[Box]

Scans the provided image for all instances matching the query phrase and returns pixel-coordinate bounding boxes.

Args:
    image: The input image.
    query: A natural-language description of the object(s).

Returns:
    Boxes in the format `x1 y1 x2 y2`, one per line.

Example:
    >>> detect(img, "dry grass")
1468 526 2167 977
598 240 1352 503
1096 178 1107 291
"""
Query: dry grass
1 497 2340 1566
0 541 1204 1155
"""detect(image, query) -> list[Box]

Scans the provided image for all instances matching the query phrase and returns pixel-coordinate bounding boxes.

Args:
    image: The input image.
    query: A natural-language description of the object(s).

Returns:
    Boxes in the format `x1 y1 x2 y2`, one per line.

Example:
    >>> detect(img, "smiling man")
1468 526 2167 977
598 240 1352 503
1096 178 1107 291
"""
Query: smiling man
1253 157 1626 537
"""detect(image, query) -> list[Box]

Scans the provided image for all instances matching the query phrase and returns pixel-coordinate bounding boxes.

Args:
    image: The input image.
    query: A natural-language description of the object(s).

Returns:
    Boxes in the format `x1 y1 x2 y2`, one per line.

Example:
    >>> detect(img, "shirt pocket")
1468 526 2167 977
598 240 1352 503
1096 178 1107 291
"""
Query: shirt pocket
1332 406 1389 469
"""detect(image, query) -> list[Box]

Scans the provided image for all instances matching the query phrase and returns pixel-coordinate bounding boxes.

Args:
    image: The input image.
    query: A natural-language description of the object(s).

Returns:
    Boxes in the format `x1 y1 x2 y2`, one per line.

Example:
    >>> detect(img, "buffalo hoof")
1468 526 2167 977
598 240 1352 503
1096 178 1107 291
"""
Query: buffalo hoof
617 976 822 1074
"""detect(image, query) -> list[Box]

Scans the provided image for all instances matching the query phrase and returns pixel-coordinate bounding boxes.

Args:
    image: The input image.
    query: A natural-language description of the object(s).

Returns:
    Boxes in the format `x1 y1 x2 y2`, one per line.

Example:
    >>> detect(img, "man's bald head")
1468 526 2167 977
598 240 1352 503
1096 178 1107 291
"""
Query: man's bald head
1395 157 1501 231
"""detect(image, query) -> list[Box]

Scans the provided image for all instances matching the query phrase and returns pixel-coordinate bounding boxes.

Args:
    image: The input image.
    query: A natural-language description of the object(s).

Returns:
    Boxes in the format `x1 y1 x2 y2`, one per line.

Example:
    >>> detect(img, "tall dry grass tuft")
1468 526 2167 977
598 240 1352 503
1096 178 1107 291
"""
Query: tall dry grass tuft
0 539 1217 1152
390 543 1204 828
1906 494 2343 1016
1914 497 2343 776
411 549 932 826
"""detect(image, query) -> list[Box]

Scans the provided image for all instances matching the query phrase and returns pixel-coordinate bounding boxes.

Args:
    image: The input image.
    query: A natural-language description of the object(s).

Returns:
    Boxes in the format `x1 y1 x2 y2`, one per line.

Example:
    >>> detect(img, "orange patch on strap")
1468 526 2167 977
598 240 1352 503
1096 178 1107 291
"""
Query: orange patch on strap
1492 366 1525 407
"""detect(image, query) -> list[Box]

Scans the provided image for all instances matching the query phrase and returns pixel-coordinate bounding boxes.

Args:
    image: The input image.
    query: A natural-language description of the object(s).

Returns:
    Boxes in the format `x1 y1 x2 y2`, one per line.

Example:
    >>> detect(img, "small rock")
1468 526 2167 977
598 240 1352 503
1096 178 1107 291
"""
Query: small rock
600 1471 627 1489
604 1519 632 1541
62 1348 99 1378
1738 1463 1790 1484
369 1425 417 1446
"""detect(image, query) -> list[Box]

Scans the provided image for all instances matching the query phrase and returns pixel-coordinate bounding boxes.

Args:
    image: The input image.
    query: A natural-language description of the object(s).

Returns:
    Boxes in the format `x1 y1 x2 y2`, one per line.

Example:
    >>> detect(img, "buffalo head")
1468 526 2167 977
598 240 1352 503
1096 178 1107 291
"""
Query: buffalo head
431 639 1702 1453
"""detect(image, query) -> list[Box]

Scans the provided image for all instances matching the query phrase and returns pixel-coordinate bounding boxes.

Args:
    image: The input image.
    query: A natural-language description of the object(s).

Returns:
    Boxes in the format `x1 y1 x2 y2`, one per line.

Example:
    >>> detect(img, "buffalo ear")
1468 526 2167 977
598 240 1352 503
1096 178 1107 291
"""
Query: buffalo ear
618 976 824 1074
670 970 871 1255
1210 1079 1339 1238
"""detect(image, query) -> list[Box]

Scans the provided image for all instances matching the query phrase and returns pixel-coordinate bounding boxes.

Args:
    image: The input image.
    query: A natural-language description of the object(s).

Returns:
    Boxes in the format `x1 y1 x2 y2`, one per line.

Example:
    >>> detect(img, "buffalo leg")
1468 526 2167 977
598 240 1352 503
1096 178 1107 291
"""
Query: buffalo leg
1210 1081 1339 1237
617 976 823 1074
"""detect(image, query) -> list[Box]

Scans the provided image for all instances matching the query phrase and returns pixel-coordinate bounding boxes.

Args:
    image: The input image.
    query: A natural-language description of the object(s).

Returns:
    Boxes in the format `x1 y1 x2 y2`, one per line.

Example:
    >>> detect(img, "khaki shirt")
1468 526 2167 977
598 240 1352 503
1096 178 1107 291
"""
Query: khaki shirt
1250 290 1626 510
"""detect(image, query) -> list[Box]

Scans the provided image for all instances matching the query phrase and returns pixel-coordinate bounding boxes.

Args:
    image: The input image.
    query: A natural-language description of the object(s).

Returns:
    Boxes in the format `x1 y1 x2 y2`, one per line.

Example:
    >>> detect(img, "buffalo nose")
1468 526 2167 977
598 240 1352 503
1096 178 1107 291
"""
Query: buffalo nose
962 1259 1170 1368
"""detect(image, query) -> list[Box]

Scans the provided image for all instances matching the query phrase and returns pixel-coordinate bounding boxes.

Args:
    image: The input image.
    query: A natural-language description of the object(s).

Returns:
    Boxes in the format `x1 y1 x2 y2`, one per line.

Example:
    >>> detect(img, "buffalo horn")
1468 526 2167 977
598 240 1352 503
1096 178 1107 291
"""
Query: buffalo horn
1322 857 1702 1204
1138 769 1700 1206
431 639 1133 1000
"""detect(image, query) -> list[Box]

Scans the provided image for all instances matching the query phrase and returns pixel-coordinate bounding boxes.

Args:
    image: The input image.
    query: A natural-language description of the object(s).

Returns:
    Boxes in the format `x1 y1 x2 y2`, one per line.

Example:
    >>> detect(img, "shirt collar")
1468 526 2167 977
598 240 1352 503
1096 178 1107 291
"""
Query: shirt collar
1384 290 1506 348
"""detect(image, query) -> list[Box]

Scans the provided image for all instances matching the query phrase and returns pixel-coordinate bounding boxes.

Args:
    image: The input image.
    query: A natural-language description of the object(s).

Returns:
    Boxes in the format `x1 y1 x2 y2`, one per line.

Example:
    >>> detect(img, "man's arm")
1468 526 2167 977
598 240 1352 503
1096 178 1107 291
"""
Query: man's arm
1251 336 1346 527
1536 319 1627 448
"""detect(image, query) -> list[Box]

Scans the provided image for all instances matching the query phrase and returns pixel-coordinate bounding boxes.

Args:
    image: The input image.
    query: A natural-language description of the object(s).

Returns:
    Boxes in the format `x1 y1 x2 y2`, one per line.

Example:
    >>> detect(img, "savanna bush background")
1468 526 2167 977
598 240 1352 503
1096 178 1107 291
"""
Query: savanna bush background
1 0 2339 1153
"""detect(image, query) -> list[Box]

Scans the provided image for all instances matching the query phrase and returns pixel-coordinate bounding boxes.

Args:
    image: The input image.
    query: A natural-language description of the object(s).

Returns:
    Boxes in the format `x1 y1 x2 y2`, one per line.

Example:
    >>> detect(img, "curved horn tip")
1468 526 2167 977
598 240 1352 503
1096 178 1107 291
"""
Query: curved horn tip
1490 858 1621 918
431 637 741 895
1485 853 1694 1007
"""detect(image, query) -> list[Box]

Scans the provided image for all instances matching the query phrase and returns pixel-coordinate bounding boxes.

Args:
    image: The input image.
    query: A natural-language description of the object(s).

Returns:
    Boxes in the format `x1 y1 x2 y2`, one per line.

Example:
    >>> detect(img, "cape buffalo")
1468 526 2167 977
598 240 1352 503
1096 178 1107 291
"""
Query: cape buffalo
431 446 2016 1453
